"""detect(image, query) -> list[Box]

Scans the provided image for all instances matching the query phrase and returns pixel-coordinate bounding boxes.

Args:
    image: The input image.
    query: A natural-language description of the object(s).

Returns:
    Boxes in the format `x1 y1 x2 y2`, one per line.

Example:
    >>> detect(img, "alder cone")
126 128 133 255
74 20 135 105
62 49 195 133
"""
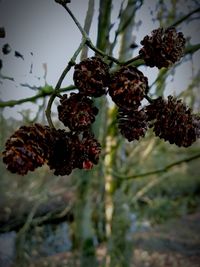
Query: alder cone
146 96 200 147
145 97 164 121
58 93 98 131
73 56 110 97
139 27 186 68
2 123 53 175
72 131 101 170
108 66 148 109
47 129 75 176
118 108 148 142
47 130 101 176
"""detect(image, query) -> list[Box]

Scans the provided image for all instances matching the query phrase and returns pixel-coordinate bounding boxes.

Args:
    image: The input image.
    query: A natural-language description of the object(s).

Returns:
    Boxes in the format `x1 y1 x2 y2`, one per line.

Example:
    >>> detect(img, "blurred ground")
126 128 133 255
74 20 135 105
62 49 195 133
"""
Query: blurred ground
132 211 200 267
22 211 200 267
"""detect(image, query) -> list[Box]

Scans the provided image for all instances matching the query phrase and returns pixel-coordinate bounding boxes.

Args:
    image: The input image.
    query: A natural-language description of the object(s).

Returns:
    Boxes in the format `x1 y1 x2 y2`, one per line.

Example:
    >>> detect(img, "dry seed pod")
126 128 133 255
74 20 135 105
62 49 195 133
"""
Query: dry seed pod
47 130 101 175
108 66 148 109
70 131 101 170
58 93 98 131
47 129 74 176
146 96 200 147
118 108 148 142
139 27 186 69
73 56 110 97
2 123 53 175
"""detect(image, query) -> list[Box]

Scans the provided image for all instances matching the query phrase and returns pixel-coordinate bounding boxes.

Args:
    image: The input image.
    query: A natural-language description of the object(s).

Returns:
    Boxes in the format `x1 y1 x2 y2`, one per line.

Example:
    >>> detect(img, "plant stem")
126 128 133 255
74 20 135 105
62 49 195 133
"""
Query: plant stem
121 54 142 66
45 39 86 128
86 40 121 64
170 7 200 28
145 94 154 103
0 85 75 108
58 2 121 64
113 153 200 180
63 4 88 38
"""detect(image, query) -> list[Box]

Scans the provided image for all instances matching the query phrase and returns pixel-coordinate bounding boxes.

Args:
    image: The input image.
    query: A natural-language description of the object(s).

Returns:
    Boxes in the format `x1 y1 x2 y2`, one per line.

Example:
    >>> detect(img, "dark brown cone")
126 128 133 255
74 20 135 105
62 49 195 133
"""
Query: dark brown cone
47 129 101 175
108 66 148 109
73 56 110 97
145 97 164 121
70 131 101 170
145 96 199 147
2 123 53 175
57 93 98 131
118 108 148 142
47 129 75 176
139 27 186 69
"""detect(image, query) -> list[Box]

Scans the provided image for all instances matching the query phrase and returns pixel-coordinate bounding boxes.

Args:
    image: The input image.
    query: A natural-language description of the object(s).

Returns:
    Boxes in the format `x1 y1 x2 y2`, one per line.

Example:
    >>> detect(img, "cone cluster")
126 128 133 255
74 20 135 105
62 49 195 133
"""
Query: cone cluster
2 27 200 176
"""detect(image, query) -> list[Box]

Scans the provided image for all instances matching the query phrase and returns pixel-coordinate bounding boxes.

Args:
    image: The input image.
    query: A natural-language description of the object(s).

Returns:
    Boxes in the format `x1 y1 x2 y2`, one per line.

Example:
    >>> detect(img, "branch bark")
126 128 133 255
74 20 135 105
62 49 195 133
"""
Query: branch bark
113 153 200 180
0 85 75 108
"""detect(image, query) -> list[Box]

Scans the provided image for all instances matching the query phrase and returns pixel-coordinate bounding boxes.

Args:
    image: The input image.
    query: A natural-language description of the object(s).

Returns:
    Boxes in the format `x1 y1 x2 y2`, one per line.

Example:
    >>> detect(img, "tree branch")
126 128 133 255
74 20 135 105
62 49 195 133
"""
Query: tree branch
45 39 86 128
170 7 200 27
0 85 75 108
113 153 200 180
185 43 200 54
121 54 143 66
56 1 121 64
132 173 170 203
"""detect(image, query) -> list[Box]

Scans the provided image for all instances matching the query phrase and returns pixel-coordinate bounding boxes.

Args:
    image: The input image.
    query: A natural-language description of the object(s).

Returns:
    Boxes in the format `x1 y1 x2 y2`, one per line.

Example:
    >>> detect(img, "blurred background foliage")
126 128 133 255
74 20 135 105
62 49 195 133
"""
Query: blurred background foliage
0 0 200 267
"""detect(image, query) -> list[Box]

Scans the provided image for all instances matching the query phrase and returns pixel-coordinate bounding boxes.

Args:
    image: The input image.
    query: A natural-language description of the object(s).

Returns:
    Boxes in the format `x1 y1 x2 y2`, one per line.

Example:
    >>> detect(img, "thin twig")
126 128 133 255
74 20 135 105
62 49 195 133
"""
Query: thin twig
62 4 88 39
121 54 142 66
113 153 200 180
86 40 121 64
57 2 121 64
170 7 200 27
15 198 45 264
0 73 15 81
145 94 154 103
0 85 75 108
132 173 170 203
45 39 86 128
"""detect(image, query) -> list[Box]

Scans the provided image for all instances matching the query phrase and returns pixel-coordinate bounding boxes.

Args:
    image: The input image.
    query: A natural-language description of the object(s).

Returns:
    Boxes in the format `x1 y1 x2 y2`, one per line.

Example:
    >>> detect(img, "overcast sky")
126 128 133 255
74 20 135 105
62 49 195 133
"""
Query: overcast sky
0 0 199 120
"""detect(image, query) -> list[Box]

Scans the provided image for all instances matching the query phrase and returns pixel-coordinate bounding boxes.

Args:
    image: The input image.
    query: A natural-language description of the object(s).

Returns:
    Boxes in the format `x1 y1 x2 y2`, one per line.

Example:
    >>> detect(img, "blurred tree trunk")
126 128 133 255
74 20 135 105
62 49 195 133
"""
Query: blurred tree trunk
107 1 140 266
73 1 112 266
